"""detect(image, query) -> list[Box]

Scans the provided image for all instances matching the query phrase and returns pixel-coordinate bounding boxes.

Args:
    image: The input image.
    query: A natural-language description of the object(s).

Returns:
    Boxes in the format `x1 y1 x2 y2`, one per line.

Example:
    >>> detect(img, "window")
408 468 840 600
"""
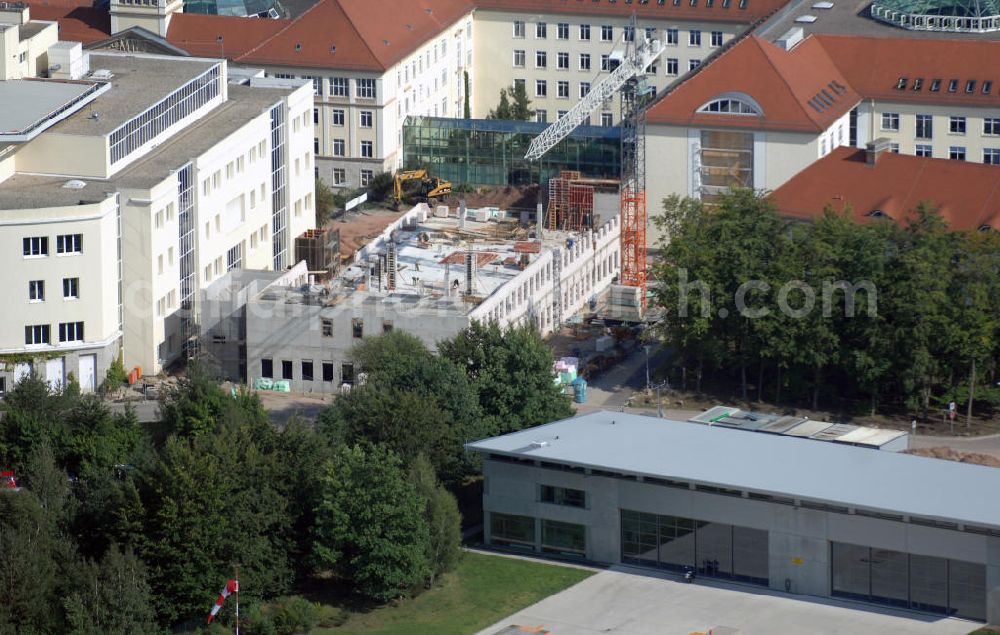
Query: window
949 116 966 134
63 278 79 299
541 519 586 556
601 112 613 127
513 20 525 38
880 113 899 131
948 79 958 93
360 170 373 187
579 24 590 40
666 58 679 75
535 110 547 123
689 59 701 71
226 244 242 271
321 318 333 337
360 141 373 158
578 53 591 71
698 97 761 115
28 280 44 302
540 484 585 508
333 168 346 185
557 52 569 70
356 78 376 99
332 108 345 126
889 143 900 153
351 318 363 338
535 79 547 97
341 362 355 384
950 146 966 161
25 324 50 345
58 322 84 343
985 148 1000 165
313 108 319 125
513 49 525 67
281 360 293 380
322 362 334 382
666 28 678 45
314 138 320 154
535 50 547 68
535 22 547 38
711 31 724 46
985 118 1000 135
915 114 933 139
601 54 611 71
332 139 345 156
23 236 48 257
329 77 348 97
557 81 569 98
689 30 702 46
915 144 933 157
261 358 273 378
623 25 635 42
557 22 569 39
490 512 535 549
382 320 393 333
301 360 314 381
360 110 373 127
601 25 613 41
579 82 590 98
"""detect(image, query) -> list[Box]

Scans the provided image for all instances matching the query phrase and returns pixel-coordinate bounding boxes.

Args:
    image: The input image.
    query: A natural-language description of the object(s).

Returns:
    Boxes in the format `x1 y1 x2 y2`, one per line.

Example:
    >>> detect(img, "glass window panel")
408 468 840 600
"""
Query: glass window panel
831 542 870 600
695 521 733 578
948 559 986 621
732 526 769 584
870 548 908 608
658 514 696 571
909 554 948 614
541 519 586 555
491 512 535 548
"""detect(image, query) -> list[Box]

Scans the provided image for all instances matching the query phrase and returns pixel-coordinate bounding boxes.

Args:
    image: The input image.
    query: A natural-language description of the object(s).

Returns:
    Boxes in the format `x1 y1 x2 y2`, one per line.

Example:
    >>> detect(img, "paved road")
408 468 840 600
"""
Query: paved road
910 431 1000 460
475 567 975 635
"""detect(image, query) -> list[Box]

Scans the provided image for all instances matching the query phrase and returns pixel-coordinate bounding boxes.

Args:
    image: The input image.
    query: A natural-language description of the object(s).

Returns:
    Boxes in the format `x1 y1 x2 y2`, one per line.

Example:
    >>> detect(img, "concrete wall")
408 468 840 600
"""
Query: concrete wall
481 458 1000 621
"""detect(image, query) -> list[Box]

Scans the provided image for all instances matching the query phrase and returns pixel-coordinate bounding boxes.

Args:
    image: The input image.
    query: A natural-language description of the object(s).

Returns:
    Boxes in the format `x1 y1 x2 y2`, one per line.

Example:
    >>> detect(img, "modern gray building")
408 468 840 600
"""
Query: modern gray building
466 411 1000 623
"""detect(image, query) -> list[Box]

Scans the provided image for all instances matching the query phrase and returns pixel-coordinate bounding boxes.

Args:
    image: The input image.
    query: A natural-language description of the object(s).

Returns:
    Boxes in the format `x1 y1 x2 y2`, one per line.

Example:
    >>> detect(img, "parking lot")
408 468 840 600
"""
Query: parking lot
475 565 976 635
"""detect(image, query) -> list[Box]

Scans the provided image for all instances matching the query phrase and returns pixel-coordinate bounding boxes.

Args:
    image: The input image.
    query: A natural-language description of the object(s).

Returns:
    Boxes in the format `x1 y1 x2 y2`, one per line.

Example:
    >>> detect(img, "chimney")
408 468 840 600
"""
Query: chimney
865 137 892 166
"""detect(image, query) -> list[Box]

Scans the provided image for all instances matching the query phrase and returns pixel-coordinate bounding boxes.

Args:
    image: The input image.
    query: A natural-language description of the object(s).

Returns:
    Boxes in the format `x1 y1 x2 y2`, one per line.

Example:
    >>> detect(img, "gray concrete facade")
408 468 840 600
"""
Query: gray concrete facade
481 458 1000 622
0 336 121 396
316 156 385 191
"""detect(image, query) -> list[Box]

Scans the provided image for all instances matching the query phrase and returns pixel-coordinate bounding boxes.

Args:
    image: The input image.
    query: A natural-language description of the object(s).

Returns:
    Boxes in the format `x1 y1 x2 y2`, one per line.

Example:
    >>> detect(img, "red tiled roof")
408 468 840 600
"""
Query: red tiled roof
475 0 787 24
646 36 860 133
169 0 474 71
166 14 286 59
28 4 110 43
817 35 1000 109
770 146 1000 232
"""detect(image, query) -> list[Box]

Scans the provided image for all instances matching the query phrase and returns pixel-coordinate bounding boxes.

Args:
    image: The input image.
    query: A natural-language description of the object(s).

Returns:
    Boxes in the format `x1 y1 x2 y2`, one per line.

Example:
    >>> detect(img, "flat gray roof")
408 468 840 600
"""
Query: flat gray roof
0 79 102 138
758 0 1000 40
48 53 218 136
110 83 284 189
467 410 1000 529
0 174 115 209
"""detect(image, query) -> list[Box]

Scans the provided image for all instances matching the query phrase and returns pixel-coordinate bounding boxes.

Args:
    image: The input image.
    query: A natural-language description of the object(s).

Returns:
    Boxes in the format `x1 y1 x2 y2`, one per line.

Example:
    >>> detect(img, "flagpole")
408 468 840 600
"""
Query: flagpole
234 563 240 635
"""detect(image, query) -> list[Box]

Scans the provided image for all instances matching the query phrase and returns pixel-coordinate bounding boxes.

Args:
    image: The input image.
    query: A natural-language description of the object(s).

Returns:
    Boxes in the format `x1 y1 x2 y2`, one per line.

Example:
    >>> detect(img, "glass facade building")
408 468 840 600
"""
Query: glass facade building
402 116 621 187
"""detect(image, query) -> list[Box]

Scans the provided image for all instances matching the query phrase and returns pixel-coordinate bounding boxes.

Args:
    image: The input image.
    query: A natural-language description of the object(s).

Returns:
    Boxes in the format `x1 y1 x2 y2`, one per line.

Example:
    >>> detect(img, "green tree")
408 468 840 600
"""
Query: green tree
105 352 128 395
509 81 535 121
463 71 471 118
315 176 336 226
159 361 268 439
0 490 60 632
439 321 572 434
313 444 429 602
63 544 160 635
409 455 462 586
486 88 513 120
367 171 395 204
318 331 486 484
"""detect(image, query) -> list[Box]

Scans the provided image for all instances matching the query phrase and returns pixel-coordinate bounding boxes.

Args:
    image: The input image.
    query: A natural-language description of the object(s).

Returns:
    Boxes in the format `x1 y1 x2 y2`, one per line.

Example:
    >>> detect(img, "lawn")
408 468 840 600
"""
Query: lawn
314 551 594 635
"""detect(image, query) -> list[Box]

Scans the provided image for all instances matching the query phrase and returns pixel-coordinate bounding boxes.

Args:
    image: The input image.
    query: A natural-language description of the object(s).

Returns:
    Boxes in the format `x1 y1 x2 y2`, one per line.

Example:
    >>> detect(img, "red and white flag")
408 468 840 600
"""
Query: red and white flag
207 579 239 624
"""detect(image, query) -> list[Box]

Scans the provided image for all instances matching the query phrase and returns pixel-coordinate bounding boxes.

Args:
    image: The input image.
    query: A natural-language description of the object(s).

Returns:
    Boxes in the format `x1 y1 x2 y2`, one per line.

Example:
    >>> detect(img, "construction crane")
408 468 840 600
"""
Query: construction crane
526 19 663 316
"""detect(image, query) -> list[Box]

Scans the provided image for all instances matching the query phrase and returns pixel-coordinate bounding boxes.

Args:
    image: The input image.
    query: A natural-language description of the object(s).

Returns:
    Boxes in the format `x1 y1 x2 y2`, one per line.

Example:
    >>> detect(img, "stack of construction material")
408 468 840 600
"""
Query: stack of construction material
547 171 594 231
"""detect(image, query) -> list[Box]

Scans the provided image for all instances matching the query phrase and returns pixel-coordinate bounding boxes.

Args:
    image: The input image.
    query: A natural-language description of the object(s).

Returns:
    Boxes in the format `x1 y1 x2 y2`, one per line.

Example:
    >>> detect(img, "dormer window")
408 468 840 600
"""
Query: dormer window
697 93 763 116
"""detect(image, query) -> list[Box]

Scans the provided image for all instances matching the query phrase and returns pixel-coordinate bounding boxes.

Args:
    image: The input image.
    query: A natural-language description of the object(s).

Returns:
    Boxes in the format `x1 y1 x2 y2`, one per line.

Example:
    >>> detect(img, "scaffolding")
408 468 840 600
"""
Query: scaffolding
546 170 596 232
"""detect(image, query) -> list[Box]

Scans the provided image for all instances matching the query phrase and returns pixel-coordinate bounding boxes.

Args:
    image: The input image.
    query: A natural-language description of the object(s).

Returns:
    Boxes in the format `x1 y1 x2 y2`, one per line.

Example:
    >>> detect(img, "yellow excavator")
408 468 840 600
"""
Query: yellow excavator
393 169 452 209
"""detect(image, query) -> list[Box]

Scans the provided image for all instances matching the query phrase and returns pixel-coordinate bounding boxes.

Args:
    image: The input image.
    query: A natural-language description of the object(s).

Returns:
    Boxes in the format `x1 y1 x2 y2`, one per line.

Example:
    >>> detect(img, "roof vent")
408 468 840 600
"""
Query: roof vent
775 26 803 50
90 69 113 80
865 137 892 166
528 440 549 449
383 39 390 45
294 43 301 51
405 23 413 30
329 45 336 54
811 1 833 7
795 14 817 22
62 179 87 190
